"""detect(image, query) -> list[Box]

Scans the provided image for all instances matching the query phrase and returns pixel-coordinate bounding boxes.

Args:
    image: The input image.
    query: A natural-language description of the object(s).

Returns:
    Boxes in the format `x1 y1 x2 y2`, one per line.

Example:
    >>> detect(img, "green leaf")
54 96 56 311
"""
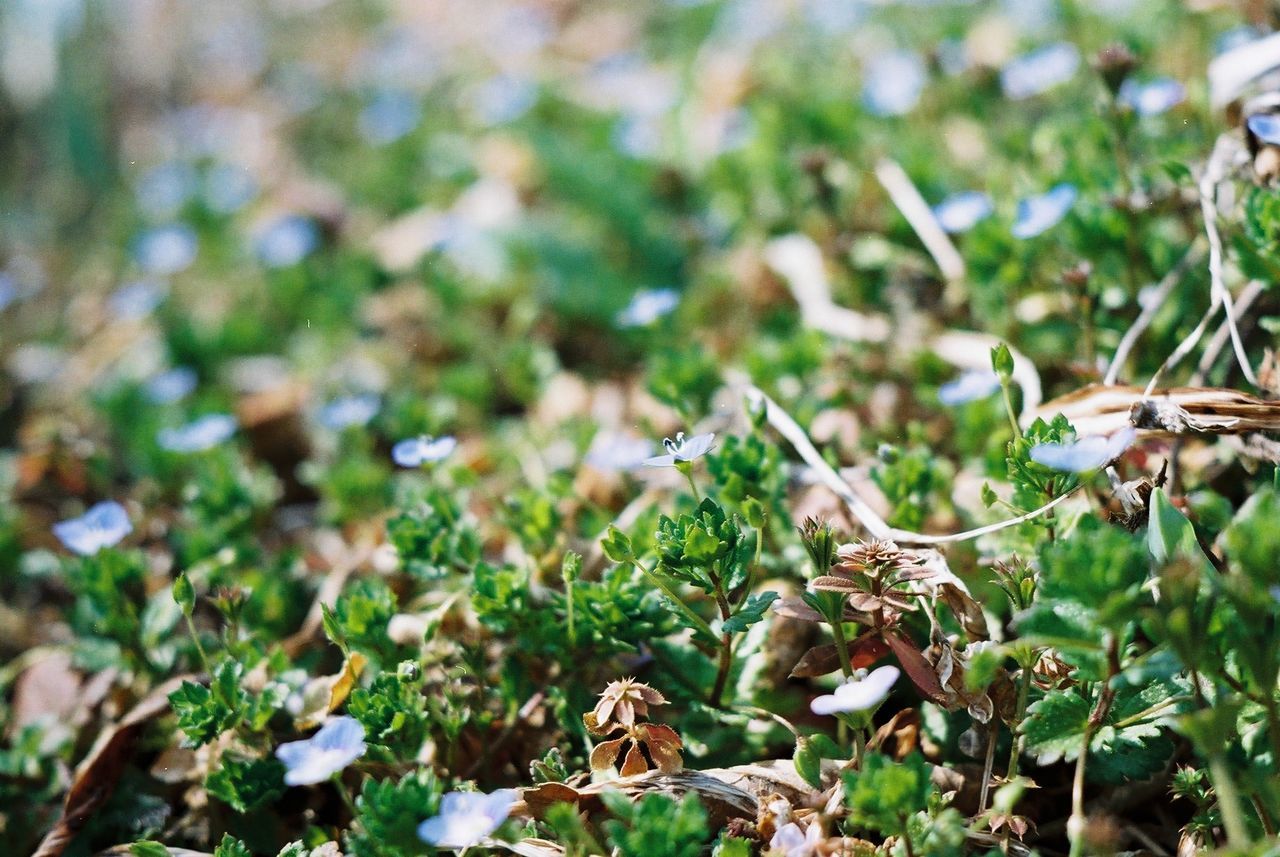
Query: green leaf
1020 687 1091 765
602 791 710 857
721 591 778 633
206 755 286 813
794 737 821 789
346 769 441 857
843 752 933 837
130 843 172 857
213 835 252 857
169 660 246 747
1148 488 1208 569
602 525 635 564
173 572 195 616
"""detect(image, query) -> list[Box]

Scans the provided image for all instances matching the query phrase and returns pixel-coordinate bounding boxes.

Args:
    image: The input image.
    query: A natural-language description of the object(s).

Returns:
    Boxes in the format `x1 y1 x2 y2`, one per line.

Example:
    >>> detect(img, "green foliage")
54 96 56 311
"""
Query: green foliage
213 834 254 857
385 484 481 579
346 769 441 857
1021 679 1188 783
206 755 287 813
705 431 788 520
1004 414 1080 514
325 579 400 661
600 790 710 857
844 752 934 837
347 670 431 758
721 590 778 633
871 438 952 531
655 498 748 594
169 660 247 747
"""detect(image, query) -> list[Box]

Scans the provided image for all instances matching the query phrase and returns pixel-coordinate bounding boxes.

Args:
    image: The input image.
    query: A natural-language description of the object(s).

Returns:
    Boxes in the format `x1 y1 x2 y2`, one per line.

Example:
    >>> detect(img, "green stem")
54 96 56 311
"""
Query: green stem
830 618 854 678
184 614 210 672
679 463 701 502
1208 753 1251 849
635 561 717 643
999 378 1021 439
1005 663 1033 780
851 726 866 769
332 773 359 820
565 578 576 647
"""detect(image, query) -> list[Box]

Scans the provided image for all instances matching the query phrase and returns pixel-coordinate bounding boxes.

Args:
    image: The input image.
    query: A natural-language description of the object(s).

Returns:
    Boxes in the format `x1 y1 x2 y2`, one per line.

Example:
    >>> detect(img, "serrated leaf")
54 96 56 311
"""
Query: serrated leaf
721 591 778 633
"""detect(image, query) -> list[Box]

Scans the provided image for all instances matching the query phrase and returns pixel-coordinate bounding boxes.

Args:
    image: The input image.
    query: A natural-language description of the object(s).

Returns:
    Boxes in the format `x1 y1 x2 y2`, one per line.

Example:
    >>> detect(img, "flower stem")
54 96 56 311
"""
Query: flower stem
999 377 1021 438
682 466 701 502
184 614 210 673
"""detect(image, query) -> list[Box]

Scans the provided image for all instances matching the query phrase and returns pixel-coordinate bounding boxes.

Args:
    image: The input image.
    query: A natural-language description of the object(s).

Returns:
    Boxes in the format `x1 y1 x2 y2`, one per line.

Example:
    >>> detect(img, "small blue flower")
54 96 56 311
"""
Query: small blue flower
862 50 927 117
204 163 258 214
643 432 715 467
585 433 654 471
470 74 537 126
108 280 167 321
616 288 680 328
1247 114 1280 146
1029 426 1137 473
392 435 457 467
275 716 367 786
0 273 16 311
53 501 132 556
145 367 198 404
418 789 518 849
938 370 1001 406
318 394 380 430
358 90 422 145
932 192 993 234
1118 77 1185 117
1000 42 1080 100
134 224 198 276
158 414 237 453
135 161 198 221
1012 184 1077 239
255 215 319 269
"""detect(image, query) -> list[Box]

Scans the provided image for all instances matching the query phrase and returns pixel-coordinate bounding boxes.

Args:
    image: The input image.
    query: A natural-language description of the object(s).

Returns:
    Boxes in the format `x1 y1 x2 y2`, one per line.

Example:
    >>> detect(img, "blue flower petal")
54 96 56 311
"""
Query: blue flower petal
1248 114 1280 146
53 501 132 556
1118 77 1185 117
933 192 993 234
1000 42 1080 100
1012 184 1077 239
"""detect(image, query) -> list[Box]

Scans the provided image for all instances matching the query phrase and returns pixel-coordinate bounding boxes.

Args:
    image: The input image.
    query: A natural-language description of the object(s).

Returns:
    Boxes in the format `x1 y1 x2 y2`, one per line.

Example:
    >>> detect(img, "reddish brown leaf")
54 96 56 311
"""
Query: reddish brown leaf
620 743 648 777
883 631 948 705
590 737 627 772
789 644 841 678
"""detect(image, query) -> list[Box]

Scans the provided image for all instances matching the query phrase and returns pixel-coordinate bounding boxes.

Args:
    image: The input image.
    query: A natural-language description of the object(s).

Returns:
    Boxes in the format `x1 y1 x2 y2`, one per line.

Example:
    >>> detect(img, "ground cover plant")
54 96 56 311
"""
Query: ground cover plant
5 1 1280 855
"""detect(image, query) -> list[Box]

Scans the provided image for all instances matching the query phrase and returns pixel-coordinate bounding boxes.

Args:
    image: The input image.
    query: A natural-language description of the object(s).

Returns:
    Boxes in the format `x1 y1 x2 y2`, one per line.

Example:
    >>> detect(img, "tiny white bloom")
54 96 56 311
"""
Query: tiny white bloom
1028 426 1136 473
938 370 1001 406
157 414 237 453
275 716 367 786
392 435 457 467
616 288 680 328
642 432 715 467
418 789 518 849
770 820 824 857
53 501 132 556
810 665 900 716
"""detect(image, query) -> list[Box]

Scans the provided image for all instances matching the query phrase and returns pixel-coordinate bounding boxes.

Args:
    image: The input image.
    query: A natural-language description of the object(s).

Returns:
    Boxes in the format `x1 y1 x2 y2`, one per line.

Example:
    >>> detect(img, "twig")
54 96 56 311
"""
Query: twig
1104 240 1204 385
1190 279 1266 386
1197 146 1257 388
764 233 1044 422
874 158 966 284
744 385 1081 546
